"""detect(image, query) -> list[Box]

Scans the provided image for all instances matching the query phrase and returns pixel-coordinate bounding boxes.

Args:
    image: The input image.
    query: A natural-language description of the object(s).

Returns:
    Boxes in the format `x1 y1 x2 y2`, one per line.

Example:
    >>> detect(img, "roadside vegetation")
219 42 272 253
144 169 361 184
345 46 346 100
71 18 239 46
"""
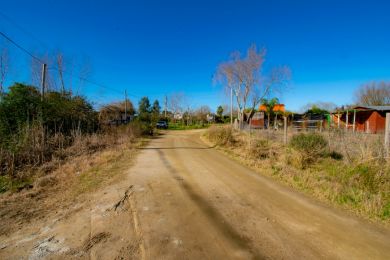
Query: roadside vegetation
167 122 209 130
0 122 146 235
205 125 390 224
0 83 153 193
0 83 151 235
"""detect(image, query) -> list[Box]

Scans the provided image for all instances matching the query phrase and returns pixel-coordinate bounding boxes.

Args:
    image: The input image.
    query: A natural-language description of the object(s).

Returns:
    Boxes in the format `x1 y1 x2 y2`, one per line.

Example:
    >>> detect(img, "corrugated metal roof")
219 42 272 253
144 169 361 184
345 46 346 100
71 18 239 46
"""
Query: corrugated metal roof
354 106 390 111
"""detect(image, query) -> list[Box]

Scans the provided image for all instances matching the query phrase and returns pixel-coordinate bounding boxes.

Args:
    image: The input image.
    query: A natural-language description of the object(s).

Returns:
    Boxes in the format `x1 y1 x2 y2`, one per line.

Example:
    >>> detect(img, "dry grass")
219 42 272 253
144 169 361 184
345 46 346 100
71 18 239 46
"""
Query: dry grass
204 125 390 224
0 124 147 235
0 123 143 192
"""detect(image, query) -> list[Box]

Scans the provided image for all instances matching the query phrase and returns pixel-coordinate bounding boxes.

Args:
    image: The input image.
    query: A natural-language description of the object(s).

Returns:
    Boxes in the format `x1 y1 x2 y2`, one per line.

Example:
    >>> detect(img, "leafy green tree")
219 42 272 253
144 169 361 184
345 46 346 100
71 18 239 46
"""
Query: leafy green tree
0 83 98 176
151 100 161 122
137 97 154 134
305 105 329 116
138 97 151 121
152 100 161 115
138 97 151 114
0 83 41 144
215 105 224 123
217 106 223 117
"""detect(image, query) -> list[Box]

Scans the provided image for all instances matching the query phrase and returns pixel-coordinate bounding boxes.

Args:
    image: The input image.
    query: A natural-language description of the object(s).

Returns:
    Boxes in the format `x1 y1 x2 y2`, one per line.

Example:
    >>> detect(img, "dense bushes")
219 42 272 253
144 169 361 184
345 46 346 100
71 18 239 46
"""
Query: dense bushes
0 83 98 176
206 125 234 146
249 139 272 159
289 132 328 166
204 128 390 222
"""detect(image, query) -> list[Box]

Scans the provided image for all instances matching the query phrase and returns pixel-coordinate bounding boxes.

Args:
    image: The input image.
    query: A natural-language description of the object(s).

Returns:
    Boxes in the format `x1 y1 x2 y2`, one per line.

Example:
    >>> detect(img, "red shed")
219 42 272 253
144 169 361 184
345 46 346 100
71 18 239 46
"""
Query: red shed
332 106 390 134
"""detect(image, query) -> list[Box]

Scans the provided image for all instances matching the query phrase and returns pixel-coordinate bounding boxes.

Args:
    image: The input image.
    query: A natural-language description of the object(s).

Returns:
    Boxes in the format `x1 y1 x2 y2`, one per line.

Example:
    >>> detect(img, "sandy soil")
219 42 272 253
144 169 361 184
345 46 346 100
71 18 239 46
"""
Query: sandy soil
1 130 390 259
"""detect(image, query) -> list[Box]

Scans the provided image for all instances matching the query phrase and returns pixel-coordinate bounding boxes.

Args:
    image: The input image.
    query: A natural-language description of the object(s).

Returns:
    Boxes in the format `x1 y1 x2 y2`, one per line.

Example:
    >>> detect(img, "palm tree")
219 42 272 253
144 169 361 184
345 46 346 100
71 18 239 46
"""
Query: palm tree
261 97 279 129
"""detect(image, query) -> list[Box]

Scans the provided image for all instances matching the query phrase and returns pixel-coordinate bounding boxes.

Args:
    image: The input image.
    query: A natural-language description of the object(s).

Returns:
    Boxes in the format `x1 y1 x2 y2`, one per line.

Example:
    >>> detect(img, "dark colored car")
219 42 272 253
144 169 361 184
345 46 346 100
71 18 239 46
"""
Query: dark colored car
156 121 168 129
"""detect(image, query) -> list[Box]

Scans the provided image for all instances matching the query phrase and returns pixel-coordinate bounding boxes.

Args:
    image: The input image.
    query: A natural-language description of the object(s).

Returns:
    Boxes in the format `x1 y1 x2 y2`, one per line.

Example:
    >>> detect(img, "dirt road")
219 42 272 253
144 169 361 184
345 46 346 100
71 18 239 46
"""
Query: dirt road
1 130 390 259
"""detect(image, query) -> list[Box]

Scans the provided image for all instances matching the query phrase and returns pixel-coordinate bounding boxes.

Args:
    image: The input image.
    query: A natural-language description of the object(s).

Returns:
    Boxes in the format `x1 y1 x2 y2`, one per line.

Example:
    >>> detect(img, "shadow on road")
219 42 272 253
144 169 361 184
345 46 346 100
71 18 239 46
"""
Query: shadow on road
156 149 265 260
139 146 216 150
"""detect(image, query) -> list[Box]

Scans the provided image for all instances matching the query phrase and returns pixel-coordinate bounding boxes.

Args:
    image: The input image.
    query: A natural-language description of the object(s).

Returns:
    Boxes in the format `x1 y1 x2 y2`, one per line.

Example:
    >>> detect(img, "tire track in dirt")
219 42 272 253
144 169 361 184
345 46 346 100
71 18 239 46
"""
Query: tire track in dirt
156 149 266 260
127 187 146 260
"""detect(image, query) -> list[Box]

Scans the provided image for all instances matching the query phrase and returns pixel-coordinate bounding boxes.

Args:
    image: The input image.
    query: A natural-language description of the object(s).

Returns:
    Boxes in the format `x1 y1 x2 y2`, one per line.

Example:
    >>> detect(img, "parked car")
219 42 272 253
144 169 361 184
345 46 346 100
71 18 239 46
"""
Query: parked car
156 121 168 129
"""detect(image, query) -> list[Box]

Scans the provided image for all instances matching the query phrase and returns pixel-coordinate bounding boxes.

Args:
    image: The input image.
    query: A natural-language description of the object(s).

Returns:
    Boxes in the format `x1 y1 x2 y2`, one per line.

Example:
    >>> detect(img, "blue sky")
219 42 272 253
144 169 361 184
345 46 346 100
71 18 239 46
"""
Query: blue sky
1 0 390 112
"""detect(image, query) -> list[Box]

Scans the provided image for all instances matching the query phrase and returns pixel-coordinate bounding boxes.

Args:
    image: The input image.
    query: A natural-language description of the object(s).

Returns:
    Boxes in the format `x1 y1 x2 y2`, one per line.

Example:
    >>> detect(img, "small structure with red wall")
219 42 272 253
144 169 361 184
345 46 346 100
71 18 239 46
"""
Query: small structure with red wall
250 111 265 128
250 104 286 128
332 106 390 134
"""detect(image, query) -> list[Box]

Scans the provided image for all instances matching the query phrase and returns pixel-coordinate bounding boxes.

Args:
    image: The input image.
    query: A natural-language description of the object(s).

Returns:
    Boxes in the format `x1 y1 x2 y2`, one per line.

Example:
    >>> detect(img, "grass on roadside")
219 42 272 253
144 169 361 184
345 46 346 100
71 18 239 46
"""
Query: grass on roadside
168 123 211 130
72 138 146 195
204 125 390 224
0 124 148 235
0 175 33 193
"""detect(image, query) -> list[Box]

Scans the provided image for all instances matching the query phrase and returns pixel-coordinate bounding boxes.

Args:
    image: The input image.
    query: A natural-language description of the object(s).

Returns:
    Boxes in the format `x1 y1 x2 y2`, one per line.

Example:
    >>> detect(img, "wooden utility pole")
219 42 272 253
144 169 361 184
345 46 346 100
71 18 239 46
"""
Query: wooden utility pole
385 113 390 155
337 113 340 129
124 89 127 123
164 95 167 118
230 87 233 125
41 63 47 101
283 116 288 144
40 63 47 163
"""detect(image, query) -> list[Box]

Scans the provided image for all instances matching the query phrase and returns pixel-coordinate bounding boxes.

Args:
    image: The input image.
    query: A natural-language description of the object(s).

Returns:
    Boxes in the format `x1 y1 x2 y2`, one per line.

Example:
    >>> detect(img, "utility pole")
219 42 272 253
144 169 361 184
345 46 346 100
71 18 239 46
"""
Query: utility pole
40 63 47 163
41 63 47 101
165 95 167 118
124 89 128 123
230 87 233 125
284 116 288 144
385 113 390 157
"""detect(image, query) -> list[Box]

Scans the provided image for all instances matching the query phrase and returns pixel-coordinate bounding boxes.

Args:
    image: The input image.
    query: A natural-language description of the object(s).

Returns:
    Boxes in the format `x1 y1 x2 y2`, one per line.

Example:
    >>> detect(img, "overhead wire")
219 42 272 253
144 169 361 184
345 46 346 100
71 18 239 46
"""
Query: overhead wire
0 27 139 99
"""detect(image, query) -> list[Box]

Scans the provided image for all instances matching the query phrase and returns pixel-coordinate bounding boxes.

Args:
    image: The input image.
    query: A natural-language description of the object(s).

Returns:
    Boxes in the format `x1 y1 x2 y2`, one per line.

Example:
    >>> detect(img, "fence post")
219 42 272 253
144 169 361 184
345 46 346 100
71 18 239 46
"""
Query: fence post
284 116 288 144
337 113 340 129
385 113 390 156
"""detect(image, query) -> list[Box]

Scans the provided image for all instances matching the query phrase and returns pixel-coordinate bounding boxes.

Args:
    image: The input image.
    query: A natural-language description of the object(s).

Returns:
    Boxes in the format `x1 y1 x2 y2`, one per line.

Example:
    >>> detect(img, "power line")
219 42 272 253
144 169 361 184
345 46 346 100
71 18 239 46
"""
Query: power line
0 29 140 98
0 11 48 49
0 31 44 64
0 11 80 70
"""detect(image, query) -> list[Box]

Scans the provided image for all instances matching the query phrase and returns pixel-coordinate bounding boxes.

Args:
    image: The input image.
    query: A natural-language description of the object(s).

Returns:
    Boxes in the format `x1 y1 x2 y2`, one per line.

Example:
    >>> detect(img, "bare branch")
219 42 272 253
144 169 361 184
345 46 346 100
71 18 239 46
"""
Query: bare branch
355 81 390 106
215 44 290 126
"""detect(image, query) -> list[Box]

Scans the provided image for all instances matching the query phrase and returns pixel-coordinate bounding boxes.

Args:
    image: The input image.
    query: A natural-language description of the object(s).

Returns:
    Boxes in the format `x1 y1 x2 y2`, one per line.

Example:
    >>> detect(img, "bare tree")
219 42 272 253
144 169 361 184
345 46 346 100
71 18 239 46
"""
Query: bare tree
195 105 211 124
31 53 56 92
169 92 186 115
215 44 291 127
355 81 390 106
31 58 43 89
0 47 10 94
55 52 66 94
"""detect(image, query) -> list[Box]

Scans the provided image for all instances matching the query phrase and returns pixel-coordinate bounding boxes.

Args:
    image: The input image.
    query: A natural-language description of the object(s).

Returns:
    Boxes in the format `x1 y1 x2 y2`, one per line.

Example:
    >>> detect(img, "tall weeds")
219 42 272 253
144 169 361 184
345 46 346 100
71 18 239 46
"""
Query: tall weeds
205 126 390 222
0 83 144 191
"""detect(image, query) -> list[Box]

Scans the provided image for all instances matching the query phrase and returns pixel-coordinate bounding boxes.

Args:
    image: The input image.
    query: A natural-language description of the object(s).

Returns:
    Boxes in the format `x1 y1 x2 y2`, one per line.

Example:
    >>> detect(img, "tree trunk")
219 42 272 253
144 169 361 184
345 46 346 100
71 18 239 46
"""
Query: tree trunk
267 113 270 130
274 114 278 129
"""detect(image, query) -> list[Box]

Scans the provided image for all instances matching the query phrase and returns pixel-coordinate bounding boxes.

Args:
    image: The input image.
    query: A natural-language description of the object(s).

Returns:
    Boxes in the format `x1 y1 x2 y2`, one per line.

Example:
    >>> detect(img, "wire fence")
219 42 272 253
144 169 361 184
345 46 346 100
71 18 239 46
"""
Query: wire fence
238 121 387 164
240 118 387 152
